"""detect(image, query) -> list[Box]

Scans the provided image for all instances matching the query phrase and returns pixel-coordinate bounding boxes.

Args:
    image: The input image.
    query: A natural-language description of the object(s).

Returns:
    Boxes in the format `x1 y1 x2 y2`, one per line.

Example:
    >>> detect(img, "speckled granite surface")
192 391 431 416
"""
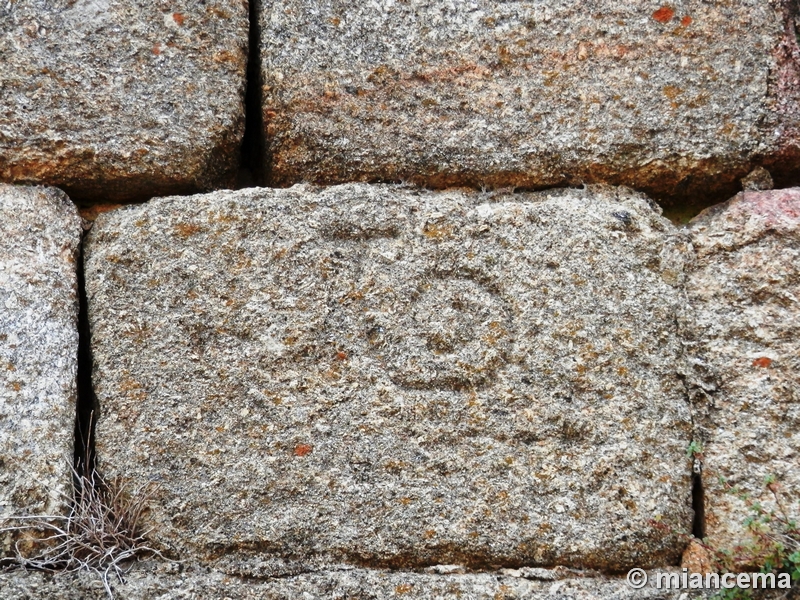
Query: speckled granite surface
259 0 800 204
0 0 248 201
0 184 82 557
85 183 693 575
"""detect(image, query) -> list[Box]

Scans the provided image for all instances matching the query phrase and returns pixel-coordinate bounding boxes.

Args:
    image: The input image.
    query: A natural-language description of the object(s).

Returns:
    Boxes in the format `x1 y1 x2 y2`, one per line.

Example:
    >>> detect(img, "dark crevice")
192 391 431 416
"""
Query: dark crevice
73 231 97 481
237 0 264 188
692 471 706 540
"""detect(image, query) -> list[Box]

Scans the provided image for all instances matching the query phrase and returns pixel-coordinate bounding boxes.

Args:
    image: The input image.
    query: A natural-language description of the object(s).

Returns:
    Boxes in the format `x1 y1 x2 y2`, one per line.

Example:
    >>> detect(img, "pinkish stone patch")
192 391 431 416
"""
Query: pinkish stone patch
689 188 800 254
686 187 800 553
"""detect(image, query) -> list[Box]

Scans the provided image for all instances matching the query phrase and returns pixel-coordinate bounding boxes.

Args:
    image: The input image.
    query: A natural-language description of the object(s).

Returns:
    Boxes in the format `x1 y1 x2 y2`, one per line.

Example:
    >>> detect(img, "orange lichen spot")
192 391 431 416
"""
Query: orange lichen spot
652 6 675 23
172 12 185 26
399 497 412 505
422 221 453 239
213 50 240 65
294 443 313 457
686 93 710 108
173 223 203 238
542 70 559 86
152 43 161 55
482 321 507 345
119 378 143 393
718 121 735 136
663 85 683 100
617 44 631 58
395 584 413 594
335 351 347 361
206 6 231 18
6 363 15 371
9 381 22 391
681 15 692 27
752 357 772 368
329 16 341 26
423 529 436 539
497 44 513 66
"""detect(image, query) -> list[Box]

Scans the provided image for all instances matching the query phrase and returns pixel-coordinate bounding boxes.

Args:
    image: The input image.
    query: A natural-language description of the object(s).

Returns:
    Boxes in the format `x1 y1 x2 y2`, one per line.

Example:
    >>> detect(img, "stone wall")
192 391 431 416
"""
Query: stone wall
1 1 799 598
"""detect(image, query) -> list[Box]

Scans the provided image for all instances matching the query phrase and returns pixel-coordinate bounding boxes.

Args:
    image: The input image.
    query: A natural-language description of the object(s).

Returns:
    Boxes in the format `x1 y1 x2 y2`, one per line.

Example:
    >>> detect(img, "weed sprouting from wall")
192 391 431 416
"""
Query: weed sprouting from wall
0 457 166 599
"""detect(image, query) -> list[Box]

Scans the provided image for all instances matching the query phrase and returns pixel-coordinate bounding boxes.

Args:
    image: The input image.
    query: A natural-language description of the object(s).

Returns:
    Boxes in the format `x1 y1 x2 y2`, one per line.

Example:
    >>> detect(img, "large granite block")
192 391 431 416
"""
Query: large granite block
0 185 82 556
259 0 800 203
86 184 694 574
685 188 800 551
0 0 248 201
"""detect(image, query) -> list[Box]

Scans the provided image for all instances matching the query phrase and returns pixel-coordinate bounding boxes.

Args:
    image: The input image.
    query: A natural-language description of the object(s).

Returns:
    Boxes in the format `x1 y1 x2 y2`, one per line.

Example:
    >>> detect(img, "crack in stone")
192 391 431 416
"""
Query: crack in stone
74 229 97 481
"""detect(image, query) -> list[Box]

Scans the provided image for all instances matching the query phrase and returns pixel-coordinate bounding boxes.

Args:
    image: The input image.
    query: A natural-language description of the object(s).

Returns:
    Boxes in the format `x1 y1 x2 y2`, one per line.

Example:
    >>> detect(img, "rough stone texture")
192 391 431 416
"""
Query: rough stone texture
259 0 800 204
0 566 715 599
0 184 82 556
684 188 800 551
0 0 248 202
741 167 775 192
86 183 694 574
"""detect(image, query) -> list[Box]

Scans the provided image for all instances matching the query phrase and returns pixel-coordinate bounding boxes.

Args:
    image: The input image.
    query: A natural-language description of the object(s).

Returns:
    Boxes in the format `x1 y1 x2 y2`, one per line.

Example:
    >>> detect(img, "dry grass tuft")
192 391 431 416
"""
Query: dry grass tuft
1 463 165 598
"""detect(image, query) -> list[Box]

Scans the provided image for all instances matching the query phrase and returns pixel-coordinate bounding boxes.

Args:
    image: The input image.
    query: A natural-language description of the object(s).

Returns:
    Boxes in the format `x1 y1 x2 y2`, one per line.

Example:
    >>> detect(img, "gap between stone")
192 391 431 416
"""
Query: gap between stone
73 229 97 481
236 0 265 188
692 472 706 540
